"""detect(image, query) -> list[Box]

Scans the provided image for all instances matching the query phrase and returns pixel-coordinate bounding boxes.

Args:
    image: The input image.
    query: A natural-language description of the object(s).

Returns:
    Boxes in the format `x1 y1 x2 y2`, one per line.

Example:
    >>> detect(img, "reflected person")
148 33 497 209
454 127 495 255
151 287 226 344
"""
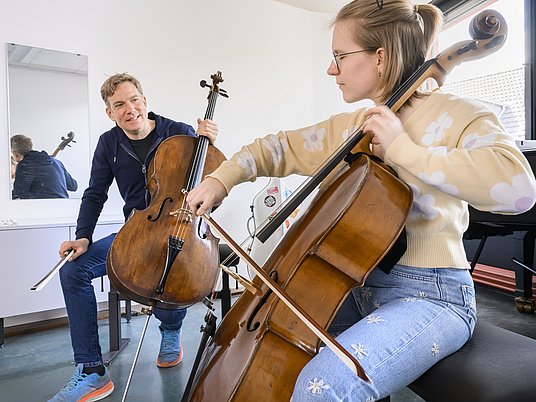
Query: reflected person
11 134 78 199
10 154 17 180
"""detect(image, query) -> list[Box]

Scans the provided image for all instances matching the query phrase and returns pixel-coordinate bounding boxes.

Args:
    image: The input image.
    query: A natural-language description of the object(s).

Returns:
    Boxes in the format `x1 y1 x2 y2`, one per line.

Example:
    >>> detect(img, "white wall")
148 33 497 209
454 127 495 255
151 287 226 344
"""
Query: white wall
0 0 348 243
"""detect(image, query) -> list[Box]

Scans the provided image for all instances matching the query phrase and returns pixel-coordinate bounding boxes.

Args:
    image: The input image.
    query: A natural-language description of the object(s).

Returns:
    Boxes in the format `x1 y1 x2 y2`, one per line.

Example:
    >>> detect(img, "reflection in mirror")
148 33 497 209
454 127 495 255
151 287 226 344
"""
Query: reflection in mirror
7 43 90 199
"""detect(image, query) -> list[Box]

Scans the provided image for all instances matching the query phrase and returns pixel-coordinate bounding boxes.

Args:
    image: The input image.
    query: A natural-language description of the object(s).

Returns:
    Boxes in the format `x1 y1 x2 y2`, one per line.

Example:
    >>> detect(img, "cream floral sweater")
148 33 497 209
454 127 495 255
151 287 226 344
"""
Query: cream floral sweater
209 91 536 269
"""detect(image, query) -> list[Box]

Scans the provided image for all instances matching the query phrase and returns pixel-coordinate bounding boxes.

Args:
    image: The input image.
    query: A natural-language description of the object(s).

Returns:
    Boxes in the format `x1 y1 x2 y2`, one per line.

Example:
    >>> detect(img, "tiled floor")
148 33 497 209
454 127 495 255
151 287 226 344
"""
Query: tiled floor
1 283 535 402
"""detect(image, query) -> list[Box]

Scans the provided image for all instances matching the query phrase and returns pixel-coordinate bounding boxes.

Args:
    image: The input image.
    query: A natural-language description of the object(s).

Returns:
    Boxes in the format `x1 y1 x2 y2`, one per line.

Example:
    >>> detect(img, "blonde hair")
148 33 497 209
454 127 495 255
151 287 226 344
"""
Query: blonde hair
100 73 144 107
333 0 443 103
11 134 33 155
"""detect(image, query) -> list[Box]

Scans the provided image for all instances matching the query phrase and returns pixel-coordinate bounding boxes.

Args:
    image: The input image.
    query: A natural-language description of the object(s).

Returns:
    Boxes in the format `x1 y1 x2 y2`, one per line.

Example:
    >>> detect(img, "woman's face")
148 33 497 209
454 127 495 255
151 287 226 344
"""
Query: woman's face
328 21 382 104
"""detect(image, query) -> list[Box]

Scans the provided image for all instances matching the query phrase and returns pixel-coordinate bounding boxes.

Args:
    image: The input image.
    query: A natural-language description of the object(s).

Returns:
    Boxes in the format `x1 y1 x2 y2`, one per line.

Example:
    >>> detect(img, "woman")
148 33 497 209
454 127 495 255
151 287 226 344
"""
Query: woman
187 1 536 400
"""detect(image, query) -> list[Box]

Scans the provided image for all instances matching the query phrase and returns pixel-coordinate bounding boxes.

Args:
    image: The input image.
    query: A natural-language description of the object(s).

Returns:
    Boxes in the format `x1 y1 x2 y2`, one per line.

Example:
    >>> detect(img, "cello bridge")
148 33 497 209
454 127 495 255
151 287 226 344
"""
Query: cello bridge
169 208 193 223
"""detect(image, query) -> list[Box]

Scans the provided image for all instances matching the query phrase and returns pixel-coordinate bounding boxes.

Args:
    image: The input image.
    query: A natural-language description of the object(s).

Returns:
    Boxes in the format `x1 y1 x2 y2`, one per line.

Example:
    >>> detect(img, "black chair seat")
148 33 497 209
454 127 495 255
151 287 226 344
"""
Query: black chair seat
409 320 536 402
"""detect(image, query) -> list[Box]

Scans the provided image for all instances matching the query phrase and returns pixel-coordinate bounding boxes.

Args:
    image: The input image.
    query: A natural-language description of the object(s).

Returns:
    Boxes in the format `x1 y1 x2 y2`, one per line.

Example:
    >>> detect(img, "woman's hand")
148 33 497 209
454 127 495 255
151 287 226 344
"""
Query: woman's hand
196 118 219 144
186 177 228 216
362 105 405 159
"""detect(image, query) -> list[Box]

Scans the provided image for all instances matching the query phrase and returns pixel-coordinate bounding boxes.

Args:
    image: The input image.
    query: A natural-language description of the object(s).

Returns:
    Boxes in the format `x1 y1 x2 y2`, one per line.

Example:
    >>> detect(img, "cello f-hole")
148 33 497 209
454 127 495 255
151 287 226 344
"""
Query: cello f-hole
246 270 278 332
147 197 173 222
197 219 207 239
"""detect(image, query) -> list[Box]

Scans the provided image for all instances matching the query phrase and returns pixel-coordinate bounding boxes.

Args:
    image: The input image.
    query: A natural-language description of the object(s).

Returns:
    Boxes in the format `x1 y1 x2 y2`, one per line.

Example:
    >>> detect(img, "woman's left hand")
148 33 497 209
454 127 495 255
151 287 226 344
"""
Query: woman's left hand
196 118 219 144
362 105 405 159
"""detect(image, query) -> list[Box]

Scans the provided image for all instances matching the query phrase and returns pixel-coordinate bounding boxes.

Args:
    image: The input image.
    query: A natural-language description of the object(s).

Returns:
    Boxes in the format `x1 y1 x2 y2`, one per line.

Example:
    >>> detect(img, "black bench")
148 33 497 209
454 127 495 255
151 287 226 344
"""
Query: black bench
381 320 536 402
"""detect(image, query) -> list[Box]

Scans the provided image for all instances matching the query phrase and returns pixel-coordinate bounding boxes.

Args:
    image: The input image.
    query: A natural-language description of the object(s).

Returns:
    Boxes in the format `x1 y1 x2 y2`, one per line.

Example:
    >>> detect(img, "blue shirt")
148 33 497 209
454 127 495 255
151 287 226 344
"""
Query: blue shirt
12 150 77 199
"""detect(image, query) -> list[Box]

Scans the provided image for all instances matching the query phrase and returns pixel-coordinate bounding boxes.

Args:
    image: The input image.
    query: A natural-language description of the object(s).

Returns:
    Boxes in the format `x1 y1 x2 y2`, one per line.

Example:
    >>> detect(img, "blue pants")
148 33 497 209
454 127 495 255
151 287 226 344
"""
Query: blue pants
59 233 187 366
291 264 476 401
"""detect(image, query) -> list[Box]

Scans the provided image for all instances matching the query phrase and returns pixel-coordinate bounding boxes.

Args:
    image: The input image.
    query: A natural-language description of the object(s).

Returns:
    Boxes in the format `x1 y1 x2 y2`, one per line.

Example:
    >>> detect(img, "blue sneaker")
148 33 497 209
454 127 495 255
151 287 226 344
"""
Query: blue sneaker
48 364 114 401
156 327 183 368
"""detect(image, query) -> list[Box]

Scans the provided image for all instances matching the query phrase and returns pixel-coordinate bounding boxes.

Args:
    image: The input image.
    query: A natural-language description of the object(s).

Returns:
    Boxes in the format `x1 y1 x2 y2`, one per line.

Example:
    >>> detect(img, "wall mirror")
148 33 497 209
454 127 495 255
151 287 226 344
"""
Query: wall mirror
7 43 90 199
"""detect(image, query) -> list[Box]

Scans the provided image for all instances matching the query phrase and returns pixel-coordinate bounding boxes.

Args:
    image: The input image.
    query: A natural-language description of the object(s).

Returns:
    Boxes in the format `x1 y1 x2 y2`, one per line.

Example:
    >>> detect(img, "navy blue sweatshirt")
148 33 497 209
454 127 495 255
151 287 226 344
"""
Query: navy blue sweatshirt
75 112 195 242
12 150 78 199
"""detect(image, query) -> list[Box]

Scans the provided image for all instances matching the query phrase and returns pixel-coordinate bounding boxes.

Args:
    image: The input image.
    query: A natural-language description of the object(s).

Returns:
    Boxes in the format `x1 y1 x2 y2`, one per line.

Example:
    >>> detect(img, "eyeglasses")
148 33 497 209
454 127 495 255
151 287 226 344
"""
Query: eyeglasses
332 49 372 73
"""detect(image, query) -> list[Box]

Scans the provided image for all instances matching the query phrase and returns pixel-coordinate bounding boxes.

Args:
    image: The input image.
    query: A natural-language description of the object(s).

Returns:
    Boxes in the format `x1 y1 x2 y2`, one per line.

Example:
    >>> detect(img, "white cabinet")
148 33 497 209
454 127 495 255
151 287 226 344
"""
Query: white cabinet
0 221 122 326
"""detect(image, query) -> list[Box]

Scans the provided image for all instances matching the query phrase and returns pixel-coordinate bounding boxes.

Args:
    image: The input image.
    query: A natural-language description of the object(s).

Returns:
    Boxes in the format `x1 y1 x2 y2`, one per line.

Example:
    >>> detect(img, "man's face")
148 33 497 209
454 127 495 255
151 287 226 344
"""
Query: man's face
12 150 23 162
105 82 148 137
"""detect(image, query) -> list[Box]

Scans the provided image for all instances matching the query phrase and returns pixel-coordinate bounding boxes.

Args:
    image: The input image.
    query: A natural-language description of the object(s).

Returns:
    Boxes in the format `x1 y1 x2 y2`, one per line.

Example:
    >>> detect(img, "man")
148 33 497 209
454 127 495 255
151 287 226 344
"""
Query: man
48 73 218 402
11 134 78 199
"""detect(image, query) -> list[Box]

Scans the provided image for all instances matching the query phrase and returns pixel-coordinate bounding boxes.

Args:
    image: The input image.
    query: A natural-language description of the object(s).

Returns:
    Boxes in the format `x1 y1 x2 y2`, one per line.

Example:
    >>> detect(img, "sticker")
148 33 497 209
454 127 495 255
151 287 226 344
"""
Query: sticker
267 186 280 195
264 195 277 207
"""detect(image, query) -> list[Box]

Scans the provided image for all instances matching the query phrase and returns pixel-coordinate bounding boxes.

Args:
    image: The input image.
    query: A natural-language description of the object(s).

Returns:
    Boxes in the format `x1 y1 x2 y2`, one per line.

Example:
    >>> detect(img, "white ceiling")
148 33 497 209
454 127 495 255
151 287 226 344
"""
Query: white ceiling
274 0 432 13
273 0 350 13
7 43 87 75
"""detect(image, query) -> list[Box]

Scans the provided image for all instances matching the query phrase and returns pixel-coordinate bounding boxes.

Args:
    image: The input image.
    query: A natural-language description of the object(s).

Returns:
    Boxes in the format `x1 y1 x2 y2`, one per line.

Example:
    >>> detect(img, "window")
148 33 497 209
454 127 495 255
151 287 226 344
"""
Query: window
437 0 526 140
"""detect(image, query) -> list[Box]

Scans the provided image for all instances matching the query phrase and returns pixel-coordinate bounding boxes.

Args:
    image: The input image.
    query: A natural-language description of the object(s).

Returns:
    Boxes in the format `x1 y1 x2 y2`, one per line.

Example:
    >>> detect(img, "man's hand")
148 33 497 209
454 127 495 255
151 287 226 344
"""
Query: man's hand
196 118 218 144
59 238 90 261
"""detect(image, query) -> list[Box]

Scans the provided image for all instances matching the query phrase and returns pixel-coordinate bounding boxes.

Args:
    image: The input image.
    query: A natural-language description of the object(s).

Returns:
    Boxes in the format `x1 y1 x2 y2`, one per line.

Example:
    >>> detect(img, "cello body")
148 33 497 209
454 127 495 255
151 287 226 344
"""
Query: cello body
187 154 412 401
107 135 226 309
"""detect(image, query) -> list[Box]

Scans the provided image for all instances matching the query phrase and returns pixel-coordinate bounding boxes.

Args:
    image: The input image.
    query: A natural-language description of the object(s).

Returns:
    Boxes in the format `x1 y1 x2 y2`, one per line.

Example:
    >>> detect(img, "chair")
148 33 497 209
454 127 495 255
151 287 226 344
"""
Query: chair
102 284 131 364
217 243 241 317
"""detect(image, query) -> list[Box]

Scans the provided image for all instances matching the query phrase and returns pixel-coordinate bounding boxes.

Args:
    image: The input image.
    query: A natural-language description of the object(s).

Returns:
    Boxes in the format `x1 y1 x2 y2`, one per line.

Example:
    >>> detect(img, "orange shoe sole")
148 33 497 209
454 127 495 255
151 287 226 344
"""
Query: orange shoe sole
157 347 183 368
79 380 114 402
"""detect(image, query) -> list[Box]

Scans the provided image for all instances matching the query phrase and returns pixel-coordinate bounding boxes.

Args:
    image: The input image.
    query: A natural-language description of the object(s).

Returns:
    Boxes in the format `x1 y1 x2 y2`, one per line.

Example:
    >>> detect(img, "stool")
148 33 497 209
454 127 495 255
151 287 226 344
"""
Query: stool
409 320 536 401
102 287 131 364
218 243 240 317
380 320 536 402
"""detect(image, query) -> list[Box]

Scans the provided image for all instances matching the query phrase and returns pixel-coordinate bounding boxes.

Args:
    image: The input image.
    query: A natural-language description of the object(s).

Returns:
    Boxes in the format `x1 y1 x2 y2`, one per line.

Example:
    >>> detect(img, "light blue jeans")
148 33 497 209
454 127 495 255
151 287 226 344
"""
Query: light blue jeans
291 264 476 401
59 233 187 366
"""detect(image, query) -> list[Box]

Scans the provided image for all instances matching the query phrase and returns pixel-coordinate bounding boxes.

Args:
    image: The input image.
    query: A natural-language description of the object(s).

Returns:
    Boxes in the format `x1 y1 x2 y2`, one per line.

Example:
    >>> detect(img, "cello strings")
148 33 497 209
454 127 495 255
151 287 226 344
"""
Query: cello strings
173 89 218 243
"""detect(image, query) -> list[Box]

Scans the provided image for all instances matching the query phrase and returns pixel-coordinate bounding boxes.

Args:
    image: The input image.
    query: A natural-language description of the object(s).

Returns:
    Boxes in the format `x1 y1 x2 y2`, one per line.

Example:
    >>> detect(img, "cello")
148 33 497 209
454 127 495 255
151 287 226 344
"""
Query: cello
185 9 508 402
107 72 227 309
51 131 76 157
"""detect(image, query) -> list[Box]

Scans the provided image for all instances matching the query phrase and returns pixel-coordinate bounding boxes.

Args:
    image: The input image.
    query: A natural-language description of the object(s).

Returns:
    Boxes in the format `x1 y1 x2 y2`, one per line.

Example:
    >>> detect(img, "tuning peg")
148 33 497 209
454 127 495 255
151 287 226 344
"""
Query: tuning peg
200 80 210 88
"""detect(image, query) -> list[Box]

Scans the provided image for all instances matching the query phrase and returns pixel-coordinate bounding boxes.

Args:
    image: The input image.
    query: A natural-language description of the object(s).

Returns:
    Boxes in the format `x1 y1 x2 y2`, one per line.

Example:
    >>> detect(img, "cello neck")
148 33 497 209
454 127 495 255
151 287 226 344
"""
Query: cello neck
204 86 219 120
183 72 227 192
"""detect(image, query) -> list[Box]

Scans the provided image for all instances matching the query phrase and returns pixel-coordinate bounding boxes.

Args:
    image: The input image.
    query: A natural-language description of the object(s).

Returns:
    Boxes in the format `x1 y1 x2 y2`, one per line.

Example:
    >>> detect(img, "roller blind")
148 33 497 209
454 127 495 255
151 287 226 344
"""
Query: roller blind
431 0 496 27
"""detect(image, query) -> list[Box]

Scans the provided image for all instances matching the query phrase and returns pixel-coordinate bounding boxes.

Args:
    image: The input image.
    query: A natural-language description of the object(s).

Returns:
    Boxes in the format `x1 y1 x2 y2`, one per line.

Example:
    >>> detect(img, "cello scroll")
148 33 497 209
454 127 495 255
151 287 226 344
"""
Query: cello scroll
51 131 76 158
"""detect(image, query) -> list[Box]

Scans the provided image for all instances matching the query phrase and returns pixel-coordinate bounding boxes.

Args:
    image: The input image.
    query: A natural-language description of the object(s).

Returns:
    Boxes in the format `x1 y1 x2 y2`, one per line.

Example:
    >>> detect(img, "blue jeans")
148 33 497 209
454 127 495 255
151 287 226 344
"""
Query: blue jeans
59 233 187 366
291 264 477 401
